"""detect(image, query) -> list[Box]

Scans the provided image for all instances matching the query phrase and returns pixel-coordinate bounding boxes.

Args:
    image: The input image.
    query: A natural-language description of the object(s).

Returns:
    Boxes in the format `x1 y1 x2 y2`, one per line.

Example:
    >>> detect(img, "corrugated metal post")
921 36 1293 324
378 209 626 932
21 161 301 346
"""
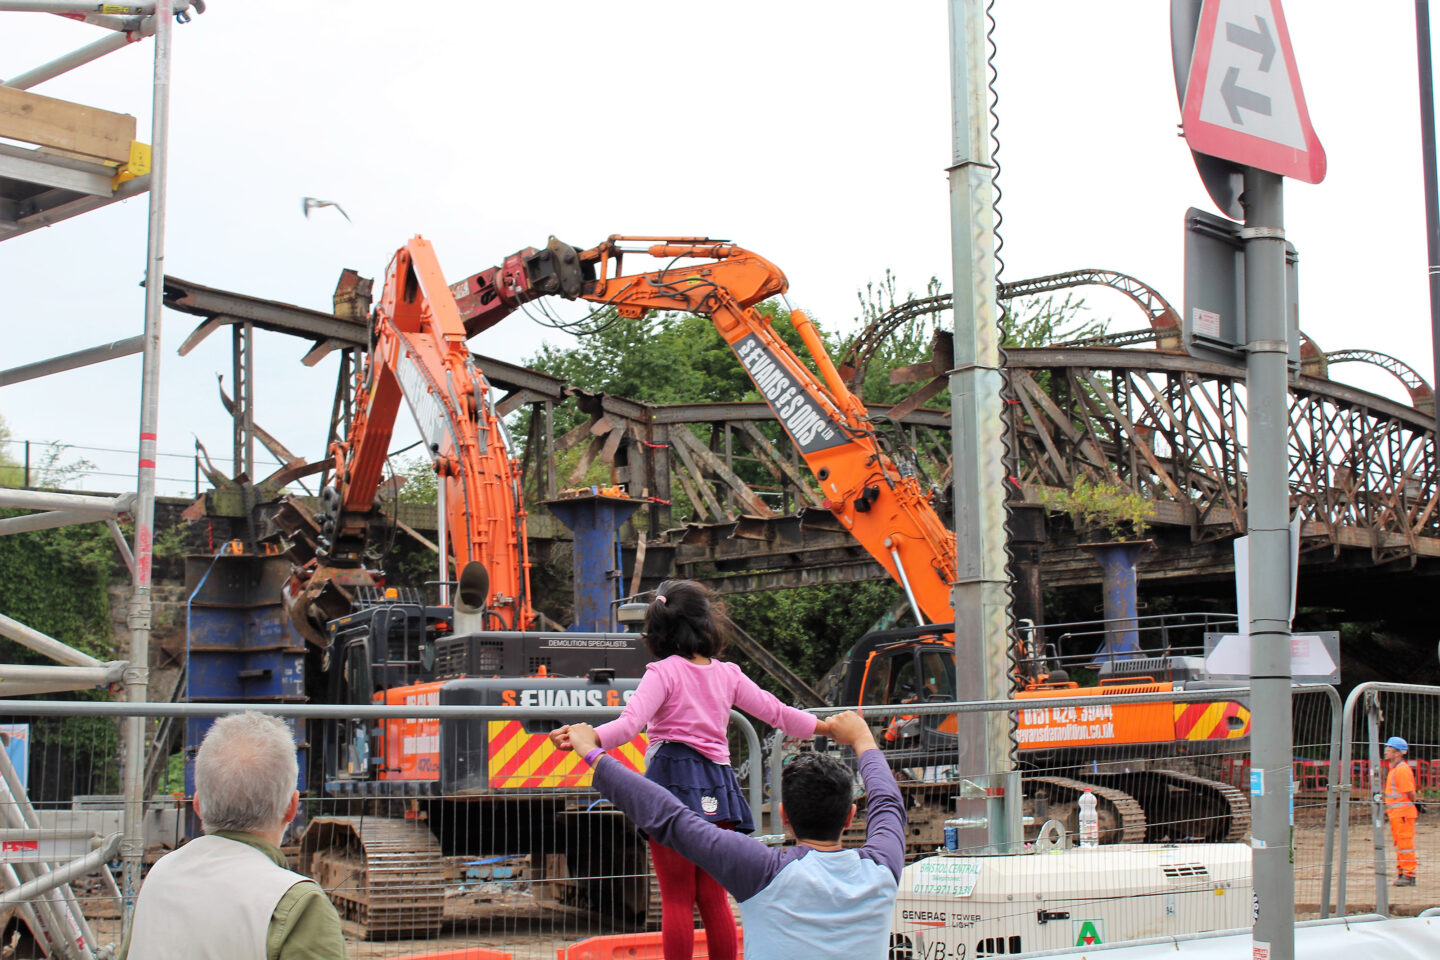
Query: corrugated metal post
1416 0 1440 433
947 0 1016 851
1243 167 1294 960
122 0 171 927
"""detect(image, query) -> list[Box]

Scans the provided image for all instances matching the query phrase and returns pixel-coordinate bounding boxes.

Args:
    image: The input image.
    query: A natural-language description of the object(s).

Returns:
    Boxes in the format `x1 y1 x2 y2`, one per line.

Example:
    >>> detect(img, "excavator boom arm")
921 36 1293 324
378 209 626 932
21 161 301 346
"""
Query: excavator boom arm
285 237 534 644
455 235 957 624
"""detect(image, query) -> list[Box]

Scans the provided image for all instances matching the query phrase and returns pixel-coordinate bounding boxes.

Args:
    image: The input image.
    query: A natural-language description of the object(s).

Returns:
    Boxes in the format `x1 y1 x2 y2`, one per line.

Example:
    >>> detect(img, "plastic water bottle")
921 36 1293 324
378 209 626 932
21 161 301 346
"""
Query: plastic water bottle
1078 789 1099 848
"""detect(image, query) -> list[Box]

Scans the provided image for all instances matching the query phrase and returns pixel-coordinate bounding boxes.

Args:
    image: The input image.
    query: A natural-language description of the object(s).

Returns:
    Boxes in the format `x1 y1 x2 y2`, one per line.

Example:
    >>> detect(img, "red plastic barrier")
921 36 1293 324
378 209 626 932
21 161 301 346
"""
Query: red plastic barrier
558 929 744 960
1293 759 1328 792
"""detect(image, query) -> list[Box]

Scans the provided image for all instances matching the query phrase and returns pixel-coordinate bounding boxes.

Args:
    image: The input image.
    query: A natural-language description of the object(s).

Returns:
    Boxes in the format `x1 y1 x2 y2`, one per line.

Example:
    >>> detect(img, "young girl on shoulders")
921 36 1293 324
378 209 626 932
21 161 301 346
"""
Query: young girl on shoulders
550 579 827 960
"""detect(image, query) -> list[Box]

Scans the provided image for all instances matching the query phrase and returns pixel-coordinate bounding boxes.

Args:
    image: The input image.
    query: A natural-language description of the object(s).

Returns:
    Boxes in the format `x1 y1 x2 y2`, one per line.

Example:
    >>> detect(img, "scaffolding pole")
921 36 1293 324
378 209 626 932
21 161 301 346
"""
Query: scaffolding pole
121 0 171 925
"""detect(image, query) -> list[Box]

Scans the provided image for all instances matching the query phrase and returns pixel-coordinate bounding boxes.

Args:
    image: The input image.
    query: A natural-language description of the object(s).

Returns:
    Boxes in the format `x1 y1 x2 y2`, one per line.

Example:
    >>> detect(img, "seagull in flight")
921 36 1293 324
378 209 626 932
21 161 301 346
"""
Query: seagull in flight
302 197 351 222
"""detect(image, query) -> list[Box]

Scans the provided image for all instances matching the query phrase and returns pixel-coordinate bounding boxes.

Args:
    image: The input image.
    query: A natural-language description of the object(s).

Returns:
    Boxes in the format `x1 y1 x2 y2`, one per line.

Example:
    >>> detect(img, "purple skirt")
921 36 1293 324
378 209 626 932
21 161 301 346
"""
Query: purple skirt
645 740 755 834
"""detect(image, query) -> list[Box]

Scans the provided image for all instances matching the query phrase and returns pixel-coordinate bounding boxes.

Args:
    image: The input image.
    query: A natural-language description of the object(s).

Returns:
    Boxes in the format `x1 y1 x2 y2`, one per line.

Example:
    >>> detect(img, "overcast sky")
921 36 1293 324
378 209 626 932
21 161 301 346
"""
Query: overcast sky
1 2 1434 497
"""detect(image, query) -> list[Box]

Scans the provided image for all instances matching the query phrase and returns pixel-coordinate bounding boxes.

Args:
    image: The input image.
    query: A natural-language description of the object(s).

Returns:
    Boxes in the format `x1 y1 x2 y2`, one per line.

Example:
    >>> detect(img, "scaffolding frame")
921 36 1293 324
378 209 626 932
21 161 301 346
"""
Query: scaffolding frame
0 2 205 953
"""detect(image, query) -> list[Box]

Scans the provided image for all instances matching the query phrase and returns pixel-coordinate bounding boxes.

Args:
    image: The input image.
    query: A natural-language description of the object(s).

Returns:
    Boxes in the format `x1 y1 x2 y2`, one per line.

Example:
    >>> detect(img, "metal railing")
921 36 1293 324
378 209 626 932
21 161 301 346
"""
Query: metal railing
788 685 1343 954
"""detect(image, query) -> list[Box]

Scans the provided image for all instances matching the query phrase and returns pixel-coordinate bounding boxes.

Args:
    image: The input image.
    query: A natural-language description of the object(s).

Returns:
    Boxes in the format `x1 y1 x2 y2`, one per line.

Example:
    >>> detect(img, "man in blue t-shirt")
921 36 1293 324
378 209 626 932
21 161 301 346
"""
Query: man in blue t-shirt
566 711 905 959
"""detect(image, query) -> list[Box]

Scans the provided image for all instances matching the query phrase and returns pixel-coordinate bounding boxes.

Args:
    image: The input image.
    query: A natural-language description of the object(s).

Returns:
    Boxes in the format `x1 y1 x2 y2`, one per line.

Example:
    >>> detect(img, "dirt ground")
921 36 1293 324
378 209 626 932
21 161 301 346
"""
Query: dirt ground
66 809 1440 959
1293 805 1440 918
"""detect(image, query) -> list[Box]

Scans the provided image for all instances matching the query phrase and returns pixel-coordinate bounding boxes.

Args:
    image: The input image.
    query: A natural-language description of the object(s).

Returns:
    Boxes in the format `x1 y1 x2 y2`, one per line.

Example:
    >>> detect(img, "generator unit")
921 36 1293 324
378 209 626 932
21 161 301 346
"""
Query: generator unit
890 843 1252 958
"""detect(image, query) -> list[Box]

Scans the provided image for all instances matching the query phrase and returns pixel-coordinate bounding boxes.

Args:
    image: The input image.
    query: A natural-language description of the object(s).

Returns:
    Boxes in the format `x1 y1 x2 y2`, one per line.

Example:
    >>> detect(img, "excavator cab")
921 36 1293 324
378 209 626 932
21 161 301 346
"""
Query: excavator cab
318 589 448 786
820 623 958 768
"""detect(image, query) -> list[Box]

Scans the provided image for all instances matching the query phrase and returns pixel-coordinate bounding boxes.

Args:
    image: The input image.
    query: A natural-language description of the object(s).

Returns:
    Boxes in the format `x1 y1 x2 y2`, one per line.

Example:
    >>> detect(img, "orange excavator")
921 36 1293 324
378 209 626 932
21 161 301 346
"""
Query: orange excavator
276 238 654 937
448 234 1250 852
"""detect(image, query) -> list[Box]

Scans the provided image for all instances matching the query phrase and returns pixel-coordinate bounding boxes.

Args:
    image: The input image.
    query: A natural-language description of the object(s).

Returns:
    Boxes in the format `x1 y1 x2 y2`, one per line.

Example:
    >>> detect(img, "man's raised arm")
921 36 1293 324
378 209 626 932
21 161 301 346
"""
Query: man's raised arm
565 722 783 902
825 712 906 880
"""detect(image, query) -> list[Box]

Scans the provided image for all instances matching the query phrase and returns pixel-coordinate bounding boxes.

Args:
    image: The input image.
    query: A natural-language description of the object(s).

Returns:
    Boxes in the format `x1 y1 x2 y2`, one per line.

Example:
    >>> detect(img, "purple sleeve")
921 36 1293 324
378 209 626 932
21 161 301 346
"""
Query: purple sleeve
729 665 819 738
855 748 906 881
594 665 667 749
592 755 799 902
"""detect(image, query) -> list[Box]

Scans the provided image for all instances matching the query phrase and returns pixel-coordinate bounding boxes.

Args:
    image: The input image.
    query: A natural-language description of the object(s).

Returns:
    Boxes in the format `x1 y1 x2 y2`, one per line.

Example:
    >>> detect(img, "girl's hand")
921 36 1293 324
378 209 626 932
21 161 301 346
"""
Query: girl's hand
549 725 573 750
812 717 832 738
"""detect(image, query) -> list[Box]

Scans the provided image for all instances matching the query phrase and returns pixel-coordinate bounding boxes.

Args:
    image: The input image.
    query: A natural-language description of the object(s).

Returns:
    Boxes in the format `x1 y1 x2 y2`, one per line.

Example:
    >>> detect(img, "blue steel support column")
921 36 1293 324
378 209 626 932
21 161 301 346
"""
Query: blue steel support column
544 492 642 633
182 552 307 837
1079 540 1155 661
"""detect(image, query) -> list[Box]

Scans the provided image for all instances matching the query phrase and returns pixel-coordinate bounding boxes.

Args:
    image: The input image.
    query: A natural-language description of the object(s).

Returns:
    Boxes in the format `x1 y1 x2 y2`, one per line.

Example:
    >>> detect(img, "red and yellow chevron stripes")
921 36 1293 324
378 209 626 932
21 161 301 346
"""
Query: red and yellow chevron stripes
487 720 647 789
1174 700 1250 741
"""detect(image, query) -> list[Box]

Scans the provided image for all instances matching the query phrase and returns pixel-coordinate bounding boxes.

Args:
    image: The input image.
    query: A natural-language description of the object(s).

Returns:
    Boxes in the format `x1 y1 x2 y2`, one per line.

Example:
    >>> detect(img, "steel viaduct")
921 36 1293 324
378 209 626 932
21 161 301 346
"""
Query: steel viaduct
154 270 1440 643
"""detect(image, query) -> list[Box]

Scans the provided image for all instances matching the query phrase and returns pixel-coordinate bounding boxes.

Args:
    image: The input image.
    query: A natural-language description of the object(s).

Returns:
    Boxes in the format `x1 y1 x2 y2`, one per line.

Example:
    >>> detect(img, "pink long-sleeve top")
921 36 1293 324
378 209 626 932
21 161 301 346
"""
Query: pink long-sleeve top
594 655 819 764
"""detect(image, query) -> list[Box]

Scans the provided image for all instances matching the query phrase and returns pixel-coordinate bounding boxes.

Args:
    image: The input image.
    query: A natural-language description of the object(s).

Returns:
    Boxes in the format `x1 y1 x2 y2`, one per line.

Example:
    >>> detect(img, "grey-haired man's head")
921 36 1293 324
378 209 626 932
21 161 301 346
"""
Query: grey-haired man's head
194 712 299 836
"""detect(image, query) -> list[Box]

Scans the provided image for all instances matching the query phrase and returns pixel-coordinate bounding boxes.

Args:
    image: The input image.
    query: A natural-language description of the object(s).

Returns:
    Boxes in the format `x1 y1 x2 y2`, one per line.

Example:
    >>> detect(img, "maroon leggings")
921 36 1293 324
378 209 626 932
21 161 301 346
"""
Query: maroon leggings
648 837 737 960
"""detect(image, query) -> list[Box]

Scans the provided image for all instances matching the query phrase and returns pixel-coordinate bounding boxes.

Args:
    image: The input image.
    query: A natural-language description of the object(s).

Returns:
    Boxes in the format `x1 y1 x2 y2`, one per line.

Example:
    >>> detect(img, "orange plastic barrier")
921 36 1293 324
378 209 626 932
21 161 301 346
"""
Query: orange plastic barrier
558 929 744 960
386 950 512 960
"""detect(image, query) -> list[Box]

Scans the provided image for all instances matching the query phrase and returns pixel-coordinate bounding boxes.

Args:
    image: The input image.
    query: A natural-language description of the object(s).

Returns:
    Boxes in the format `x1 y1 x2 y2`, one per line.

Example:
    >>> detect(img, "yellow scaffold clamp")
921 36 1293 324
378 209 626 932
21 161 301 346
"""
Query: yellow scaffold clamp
112 140 151 190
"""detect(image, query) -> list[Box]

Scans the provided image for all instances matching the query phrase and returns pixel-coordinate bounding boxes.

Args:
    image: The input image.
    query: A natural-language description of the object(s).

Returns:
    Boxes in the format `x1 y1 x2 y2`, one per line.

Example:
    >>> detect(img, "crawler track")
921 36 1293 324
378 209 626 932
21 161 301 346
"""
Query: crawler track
299 816 447 939
1081 770 1251 843
1024 775 1149 844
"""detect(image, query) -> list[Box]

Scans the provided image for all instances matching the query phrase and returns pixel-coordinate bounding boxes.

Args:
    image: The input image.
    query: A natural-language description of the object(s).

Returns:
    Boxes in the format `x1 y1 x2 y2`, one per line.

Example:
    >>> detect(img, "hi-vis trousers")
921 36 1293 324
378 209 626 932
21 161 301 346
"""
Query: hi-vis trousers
1389 810 1418 878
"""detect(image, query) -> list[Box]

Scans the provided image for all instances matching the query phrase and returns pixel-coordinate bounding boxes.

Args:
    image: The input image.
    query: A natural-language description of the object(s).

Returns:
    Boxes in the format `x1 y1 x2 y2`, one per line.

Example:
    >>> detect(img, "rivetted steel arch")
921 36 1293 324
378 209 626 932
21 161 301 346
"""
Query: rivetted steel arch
1320 350 1435 412
838 269 1182 387
1003 346 1438 566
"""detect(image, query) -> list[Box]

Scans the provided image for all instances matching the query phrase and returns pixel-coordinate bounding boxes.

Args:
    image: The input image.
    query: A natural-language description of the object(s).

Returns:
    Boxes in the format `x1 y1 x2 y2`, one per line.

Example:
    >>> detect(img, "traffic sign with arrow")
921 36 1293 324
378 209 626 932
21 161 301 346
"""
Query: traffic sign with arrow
1180 0 1325 183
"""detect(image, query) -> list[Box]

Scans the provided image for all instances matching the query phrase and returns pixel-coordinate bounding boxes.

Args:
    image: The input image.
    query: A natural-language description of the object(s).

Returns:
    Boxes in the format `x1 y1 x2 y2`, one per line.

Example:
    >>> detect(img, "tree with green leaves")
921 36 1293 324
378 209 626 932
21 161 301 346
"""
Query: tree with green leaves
513 287 941 693
0 493 122 799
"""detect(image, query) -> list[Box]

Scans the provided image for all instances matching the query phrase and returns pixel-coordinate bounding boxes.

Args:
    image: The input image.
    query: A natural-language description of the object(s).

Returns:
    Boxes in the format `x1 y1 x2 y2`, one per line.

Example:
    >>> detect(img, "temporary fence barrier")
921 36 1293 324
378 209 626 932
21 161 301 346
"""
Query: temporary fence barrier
767 684 1342 956
0 682 1365 958
1334 681 1440 918
0 700 765 960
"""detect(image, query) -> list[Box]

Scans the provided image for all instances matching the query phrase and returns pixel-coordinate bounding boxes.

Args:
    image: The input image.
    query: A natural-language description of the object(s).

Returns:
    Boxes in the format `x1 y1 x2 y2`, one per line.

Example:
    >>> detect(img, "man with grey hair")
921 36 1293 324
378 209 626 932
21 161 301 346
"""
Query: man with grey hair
120 712 345 959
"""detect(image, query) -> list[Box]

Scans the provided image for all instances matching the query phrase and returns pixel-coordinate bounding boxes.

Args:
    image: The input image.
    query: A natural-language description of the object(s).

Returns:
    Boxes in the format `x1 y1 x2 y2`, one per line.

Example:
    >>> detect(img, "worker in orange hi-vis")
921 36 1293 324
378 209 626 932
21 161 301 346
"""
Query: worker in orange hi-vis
1384 736 1419 887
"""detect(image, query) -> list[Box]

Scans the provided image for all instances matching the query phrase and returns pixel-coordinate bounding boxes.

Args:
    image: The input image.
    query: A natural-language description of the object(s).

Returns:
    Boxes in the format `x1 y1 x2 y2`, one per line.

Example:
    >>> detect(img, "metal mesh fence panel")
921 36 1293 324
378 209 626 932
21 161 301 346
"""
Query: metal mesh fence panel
1335 683 1440 918
0 712 133 959
0 702 767 959
791 685 1339 956
0 681 1376 957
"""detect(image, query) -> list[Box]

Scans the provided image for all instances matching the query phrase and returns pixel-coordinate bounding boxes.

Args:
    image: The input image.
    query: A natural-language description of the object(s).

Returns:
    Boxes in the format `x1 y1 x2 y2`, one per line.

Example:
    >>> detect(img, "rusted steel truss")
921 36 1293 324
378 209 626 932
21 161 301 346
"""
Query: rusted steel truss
606 348 1438 589
158 272 1438 589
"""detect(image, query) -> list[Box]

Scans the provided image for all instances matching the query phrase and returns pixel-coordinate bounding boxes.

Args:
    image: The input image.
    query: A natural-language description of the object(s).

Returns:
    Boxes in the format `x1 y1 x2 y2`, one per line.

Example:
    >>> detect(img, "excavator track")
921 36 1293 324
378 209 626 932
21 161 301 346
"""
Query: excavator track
844 781 962 860
1164 770 1251 842
1024 776 1148 844
299 816 447 939
1080 770 1251 843
846 776 1148 856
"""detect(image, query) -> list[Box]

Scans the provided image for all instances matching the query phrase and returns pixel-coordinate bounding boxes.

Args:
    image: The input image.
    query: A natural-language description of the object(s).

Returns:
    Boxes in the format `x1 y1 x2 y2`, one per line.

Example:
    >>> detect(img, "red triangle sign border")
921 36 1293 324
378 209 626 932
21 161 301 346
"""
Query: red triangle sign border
1181 0 1326 184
